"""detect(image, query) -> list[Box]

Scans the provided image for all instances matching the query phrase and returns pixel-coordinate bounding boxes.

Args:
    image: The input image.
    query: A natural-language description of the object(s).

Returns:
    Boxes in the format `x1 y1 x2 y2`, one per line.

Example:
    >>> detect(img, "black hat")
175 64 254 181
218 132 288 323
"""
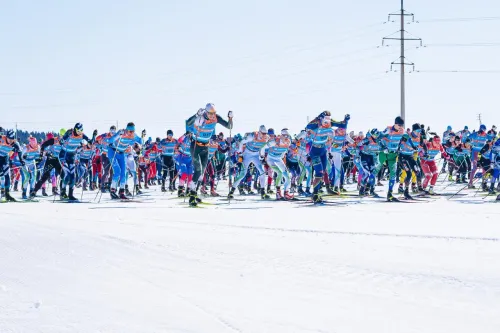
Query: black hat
395 116 405 126
412 123 420 131
167 129 173 136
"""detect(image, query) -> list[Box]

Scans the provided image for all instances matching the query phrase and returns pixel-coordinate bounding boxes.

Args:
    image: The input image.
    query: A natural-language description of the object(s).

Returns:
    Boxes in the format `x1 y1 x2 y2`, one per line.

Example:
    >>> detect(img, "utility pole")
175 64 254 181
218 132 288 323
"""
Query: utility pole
477 113 482 126
382 0 422 122
15 122 18 140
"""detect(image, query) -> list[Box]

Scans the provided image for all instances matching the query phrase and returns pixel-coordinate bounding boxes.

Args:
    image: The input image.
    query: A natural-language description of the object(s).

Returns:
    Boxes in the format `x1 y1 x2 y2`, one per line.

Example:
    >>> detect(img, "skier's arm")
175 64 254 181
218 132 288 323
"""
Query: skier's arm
40 138 55 152
216 114 233 130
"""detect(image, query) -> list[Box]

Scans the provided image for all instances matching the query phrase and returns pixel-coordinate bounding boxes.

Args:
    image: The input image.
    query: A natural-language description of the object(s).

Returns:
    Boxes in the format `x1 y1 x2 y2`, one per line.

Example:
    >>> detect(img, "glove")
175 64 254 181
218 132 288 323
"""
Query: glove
328 152 333 159
344 114 351 122
141 129 146 137
93 129 98 137
306 155 312 162
197 108 205 117
228 110 233 118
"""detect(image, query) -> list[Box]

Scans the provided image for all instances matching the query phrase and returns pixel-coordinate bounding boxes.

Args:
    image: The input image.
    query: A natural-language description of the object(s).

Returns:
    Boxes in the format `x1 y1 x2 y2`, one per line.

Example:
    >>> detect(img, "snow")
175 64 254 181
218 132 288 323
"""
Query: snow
1 179 500 333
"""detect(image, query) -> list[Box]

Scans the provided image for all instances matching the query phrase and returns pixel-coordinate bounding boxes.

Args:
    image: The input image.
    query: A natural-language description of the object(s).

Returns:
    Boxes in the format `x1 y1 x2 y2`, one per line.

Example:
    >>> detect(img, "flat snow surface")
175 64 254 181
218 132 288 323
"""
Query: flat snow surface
1 177 500 333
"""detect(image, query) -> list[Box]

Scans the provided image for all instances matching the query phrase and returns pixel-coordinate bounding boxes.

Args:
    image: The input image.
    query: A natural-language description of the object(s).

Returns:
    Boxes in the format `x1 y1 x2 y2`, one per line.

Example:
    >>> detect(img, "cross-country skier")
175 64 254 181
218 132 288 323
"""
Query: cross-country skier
0 129 24 202
185 104 233 204
106 122 143 199
306 111 350 204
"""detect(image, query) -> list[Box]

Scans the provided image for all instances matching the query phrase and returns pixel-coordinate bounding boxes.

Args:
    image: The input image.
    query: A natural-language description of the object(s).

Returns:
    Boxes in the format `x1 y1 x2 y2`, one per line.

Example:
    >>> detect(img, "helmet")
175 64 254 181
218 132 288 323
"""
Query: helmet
167 129 173 136
6 129 15 140
59 128 67 137
46 133 54 140
395 116 405 126
447 125 452 131
281 128 290 136
268 128 275 136
205 103 216 113
210 134 217 141
479 124 487 131
370 128 379 139
259 125 267 134
319 111 331 118
74 123 83 134
156 137 161 143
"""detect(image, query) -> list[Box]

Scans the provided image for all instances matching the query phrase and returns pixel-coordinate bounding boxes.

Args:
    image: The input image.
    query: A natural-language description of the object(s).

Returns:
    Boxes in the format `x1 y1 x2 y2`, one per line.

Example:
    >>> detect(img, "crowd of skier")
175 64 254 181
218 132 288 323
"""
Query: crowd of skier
1 104 499 206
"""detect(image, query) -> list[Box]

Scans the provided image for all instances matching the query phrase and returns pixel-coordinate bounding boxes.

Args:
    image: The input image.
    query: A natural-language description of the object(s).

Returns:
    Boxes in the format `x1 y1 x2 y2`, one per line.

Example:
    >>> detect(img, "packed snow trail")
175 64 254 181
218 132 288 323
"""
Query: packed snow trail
1 182 500 333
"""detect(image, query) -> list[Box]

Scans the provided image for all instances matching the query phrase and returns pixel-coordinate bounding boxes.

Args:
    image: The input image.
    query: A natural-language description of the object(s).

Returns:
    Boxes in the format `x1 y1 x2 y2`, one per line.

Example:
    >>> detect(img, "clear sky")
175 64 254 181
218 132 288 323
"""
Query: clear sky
1 0 499 138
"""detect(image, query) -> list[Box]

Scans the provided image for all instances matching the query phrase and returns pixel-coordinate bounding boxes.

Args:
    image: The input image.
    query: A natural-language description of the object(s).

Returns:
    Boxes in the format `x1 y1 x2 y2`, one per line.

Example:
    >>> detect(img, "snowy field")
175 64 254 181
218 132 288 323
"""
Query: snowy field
1 177 500 333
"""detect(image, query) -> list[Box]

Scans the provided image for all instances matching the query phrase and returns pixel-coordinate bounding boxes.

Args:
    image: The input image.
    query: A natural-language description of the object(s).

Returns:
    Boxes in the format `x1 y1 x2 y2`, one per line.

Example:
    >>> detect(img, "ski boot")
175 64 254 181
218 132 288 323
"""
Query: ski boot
496 194 500 201
260 188 270 199
418 184 425 193
60 187 68 200
284 190 294 200
359 185 366 197
4 189 17 202
467 183 476 189
297 185 305 195
42 188 48 197
488 187 497 195
403 187 413 200
135 184 143 195
376 181 383 187
398 184 404 194
246 184 255 195
428 186 436 195
52 187 60 196
238 186 246 195
210 188 220 197
340 186 347 193
275 187 283 200
304 187 312 197
144 182 149 189
83 183 88 191
68 188 78 201
200 186 208 196
168 182 174 192
0 188 5 199
119 188 129 200
125 185 132 196
110 188 120 200
448 174 453 181
387 190 399 202
326 185 336 195
177 186 185 198
266 184 274 194
332 186 341 195
22 189 28 200
161 180 167 192
312 192 323 204
369 186 377 196
411 183 419 194
227 187 236 199
188 190 198 207
13 181 19 192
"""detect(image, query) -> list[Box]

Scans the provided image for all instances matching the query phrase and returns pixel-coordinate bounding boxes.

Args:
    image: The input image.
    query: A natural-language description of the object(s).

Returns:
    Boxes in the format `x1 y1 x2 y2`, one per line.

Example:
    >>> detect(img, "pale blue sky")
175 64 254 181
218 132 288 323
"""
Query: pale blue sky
1 0 499 137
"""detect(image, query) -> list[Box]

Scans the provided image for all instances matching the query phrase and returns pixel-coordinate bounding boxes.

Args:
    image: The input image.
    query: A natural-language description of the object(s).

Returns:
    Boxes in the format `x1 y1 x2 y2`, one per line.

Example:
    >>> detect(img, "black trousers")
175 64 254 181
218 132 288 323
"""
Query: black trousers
190 142 209 187
34 156 62 192
161 155 175 183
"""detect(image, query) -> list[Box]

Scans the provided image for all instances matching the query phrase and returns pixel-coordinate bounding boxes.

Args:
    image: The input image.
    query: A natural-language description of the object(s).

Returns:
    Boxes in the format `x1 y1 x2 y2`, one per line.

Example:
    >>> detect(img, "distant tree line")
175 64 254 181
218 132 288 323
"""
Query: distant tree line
0 127 56 144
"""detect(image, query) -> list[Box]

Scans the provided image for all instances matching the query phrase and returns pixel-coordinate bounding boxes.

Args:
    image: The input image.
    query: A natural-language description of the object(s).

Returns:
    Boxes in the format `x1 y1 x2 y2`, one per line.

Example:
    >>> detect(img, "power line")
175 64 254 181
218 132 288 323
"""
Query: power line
415 70 500 73
422 42 500 48
417 16 500 23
